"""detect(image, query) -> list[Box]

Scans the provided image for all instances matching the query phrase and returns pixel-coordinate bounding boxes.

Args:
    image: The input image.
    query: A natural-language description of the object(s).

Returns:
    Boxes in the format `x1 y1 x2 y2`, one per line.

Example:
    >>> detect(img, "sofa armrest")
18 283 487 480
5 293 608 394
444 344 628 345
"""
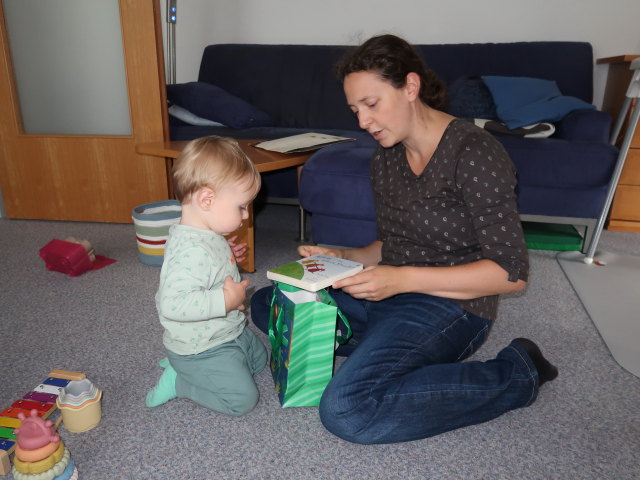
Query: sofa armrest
553 109 612 143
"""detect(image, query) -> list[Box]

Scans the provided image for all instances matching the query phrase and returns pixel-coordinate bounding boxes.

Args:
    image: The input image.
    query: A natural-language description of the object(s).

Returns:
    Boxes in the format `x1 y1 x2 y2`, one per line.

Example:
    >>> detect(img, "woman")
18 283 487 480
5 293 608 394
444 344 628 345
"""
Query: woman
251 34 557 444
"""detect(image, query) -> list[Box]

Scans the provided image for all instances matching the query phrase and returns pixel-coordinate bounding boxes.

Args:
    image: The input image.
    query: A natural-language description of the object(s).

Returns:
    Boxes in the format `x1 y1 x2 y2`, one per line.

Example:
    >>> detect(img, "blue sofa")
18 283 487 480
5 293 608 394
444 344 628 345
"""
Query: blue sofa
167 42 619 252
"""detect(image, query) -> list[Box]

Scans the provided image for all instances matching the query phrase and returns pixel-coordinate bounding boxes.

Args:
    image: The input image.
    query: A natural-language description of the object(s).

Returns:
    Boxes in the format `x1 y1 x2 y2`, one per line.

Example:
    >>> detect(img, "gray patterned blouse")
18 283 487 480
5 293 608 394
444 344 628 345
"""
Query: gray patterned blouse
371 118 529 321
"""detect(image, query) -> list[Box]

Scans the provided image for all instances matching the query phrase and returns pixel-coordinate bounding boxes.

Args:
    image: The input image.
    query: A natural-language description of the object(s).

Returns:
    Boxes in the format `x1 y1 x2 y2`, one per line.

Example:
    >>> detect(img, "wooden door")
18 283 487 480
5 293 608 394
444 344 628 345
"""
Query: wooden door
0 0 169 223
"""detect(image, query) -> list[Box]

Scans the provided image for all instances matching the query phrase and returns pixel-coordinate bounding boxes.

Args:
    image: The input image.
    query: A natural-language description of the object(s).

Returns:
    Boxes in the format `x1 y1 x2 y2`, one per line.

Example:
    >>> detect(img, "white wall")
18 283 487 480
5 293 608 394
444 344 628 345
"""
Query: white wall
161 0 640 107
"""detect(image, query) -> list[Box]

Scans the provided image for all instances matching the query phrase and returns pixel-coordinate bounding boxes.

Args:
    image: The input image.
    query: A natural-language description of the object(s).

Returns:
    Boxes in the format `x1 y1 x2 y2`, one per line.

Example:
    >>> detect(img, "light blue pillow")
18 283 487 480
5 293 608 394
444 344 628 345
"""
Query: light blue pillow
481 76 595 129
168 104 226 127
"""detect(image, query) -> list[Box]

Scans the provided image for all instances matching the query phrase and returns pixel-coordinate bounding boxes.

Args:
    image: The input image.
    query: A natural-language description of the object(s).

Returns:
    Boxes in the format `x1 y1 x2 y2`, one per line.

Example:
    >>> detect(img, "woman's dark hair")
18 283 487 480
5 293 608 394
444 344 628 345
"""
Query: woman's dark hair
335 34 446 111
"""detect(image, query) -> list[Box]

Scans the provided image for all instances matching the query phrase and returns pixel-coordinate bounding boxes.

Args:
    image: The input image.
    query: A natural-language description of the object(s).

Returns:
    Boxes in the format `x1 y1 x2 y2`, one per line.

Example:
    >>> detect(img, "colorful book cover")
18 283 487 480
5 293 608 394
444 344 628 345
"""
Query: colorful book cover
267 254 363 292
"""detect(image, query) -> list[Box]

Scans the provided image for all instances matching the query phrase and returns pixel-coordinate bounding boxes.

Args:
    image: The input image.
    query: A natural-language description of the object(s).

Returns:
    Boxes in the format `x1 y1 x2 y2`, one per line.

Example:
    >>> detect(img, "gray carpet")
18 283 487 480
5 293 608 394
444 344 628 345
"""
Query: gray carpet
1 204 639 480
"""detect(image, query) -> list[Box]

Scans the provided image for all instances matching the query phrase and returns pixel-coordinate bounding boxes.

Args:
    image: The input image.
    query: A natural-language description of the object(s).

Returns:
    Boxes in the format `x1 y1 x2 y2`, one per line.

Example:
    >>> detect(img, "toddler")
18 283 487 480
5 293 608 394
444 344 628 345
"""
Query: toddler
146 136 267 415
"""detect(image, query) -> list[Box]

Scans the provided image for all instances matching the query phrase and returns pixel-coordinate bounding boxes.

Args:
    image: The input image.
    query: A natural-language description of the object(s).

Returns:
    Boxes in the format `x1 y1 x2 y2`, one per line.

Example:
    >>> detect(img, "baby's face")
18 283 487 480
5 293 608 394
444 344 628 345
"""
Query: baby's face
205 179 255 236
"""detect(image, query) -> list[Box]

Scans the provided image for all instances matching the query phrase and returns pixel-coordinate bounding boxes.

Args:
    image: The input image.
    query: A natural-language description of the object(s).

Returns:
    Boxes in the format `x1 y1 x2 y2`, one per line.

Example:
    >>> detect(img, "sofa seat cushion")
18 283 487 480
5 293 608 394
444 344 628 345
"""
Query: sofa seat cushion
517 184 608 219
496 136 618 189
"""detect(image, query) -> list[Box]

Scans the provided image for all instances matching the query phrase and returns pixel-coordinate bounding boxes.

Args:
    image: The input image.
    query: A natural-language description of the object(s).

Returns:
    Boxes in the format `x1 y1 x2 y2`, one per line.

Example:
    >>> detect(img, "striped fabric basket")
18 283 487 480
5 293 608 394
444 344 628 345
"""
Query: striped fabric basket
131 200 181 266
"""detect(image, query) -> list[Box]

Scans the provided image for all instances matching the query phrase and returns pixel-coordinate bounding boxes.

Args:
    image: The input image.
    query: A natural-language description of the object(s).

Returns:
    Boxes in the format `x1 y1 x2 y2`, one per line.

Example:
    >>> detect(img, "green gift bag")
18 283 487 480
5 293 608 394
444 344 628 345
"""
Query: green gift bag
268 282 351 407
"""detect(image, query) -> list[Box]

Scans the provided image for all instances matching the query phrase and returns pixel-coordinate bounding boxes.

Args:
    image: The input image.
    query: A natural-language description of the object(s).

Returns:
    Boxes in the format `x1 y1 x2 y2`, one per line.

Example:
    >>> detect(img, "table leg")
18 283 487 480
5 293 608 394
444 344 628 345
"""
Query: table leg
227 203 255 273
298 207 307 242
296 165 307 242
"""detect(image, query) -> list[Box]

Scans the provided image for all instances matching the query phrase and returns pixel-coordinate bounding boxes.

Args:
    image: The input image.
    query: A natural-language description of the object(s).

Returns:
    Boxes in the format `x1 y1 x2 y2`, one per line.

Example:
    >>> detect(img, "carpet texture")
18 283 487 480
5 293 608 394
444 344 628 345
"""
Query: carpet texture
1 204 639 480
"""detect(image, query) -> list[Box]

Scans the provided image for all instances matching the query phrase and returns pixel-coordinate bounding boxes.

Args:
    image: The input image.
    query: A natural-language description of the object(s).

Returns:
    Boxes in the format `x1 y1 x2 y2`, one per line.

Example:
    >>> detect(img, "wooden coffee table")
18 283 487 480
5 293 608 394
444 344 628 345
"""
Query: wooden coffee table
135 139 313 272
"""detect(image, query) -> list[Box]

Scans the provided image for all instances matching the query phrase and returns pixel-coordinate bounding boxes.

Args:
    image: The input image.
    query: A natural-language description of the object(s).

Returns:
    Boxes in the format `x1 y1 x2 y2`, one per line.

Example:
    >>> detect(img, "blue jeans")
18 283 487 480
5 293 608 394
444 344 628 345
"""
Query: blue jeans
251 286 539 444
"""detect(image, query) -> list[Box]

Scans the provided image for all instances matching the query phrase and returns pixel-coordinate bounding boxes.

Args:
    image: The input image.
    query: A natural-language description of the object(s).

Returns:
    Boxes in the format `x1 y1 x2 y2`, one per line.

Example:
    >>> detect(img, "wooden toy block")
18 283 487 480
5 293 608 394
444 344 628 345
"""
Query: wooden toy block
48 370 85 381
0 449 11 476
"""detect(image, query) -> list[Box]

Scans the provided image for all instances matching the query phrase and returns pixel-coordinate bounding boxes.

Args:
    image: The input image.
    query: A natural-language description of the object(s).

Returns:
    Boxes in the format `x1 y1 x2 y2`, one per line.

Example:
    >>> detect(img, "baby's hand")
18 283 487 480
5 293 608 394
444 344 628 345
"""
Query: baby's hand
223 276 250 312
227 235 248 263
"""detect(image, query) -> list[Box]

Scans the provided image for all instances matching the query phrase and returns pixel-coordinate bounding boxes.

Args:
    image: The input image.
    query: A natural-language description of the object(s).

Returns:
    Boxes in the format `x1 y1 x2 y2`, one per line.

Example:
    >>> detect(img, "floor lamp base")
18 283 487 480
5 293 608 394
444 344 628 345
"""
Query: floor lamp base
557 250 640 378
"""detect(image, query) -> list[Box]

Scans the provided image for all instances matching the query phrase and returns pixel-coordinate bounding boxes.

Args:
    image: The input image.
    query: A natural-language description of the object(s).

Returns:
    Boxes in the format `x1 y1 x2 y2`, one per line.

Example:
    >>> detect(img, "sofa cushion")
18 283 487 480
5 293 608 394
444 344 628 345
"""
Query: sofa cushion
166 82 273 129
482 76 595 129
554 109 612 143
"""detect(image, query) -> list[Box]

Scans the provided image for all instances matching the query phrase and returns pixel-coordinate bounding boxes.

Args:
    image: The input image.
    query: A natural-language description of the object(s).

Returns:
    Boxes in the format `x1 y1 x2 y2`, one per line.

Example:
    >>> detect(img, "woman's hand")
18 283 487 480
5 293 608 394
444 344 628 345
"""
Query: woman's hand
297 245 344 259
333 265 401 301
227 235 247 263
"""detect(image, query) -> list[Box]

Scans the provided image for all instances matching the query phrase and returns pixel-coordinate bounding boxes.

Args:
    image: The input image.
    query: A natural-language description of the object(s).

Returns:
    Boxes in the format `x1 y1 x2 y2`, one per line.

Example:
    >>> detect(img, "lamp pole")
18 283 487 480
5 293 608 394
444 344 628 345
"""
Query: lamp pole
165 0 177 84
584 59 640 263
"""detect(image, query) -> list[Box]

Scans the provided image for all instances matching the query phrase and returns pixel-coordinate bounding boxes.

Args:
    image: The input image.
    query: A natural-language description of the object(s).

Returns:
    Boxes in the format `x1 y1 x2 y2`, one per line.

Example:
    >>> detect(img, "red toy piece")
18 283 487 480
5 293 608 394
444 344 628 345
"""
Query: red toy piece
39 238 116 276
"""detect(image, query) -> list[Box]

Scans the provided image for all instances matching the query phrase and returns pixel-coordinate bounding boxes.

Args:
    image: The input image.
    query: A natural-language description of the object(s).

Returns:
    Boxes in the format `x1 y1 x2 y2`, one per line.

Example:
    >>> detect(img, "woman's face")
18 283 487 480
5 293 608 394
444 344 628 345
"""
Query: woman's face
343 70 413 147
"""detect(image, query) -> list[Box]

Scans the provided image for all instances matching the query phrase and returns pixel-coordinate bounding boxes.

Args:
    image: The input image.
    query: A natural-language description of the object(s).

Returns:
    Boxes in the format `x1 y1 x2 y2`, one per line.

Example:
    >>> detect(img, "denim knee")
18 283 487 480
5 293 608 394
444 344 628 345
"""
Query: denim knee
318 381 375 444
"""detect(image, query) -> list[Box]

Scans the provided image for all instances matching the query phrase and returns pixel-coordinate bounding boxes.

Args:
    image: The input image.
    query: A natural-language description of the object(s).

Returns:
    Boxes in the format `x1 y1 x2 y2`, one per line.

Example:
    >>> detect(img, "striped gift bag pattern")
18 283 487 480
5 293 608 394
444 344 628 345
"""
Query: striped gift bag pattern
268 282 351 407
131 200 181 266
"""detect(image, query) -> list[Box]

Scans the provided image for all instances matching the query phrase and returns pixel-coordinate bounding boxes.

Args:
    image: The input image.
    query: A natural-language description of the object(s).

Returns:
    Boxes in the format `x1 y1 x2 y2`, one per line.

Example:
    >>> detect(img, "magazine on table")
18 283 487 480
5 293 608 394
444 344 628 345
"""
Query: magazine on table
253 133 355 154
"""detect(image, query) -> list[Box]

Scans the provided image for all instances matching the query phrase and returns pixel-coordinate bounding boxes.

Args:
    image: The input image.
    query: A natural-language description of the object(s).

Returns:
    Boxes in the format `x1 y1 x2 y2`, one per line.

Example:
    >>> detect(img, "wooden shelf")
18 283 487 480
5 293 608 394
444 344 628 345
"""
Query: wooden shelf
598 55 640 232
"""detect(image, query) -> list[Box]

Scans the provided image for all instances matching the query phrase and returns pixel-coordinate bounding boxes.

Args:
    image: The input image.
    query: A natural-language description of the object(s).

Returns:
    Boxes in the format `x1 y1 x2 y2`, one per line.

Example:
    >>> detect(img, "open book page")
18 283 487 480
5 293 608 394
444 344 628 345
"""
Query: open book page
267 254 363 292
253 133 355 153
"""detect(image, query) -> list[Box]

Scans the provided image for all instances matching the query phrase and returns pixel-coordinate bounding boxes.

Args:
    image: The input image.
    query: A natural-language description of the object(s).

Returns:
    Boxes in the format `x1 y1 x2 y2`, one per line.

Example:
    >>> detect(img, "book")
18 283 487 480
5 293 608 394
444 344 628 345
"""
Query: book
253 132 355 154
267 254 363 292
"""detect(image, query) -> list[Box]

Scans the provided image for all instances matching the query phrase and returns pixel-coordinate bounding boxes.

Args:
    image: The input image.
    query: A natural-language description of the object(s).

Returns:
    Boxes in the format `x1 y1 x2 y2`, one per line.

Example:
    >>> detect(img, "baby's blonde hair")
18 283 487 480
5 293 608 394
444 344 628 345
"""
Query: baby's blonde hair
171 136 261 203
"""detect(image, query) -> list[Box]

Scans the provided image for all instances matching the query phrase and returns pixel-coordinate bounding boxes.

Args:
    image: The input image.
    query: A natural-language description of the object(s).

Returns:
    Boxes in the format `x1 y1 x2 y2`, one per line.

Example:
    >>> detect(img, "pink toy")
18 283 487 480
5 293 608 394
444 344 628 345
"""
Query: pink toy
39 237 116 276
14 409 60 450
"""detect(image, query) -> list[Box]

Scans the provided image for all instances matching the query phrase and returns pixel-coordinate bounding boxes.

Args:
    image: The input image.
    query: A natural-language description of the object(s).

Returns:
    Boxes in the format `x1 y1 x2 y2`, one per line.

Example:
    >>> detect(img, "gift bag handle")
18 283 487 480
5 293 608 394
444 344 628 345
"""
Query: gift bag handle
335 308 352 345
268 287 285 353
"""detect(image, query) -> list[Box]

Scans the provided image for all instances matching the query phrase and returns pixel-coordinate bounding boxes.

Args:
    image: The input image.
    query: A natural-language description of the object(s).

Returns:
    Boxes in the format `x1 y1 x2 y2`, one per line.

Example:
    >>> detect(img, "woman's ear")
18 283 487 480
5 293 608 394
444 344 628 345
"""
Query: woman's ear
404 72 421 101
195 187 215 210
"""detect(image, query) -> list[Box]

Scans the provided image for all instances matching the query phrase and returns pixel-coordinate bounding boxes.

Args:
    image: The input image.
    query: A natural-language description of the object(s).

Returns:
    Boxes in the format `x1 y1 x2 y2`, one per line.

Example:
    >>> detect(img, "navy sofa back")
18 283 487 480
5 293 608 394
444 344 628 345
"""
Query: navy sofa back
198 42 594 130
198 45 356 130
